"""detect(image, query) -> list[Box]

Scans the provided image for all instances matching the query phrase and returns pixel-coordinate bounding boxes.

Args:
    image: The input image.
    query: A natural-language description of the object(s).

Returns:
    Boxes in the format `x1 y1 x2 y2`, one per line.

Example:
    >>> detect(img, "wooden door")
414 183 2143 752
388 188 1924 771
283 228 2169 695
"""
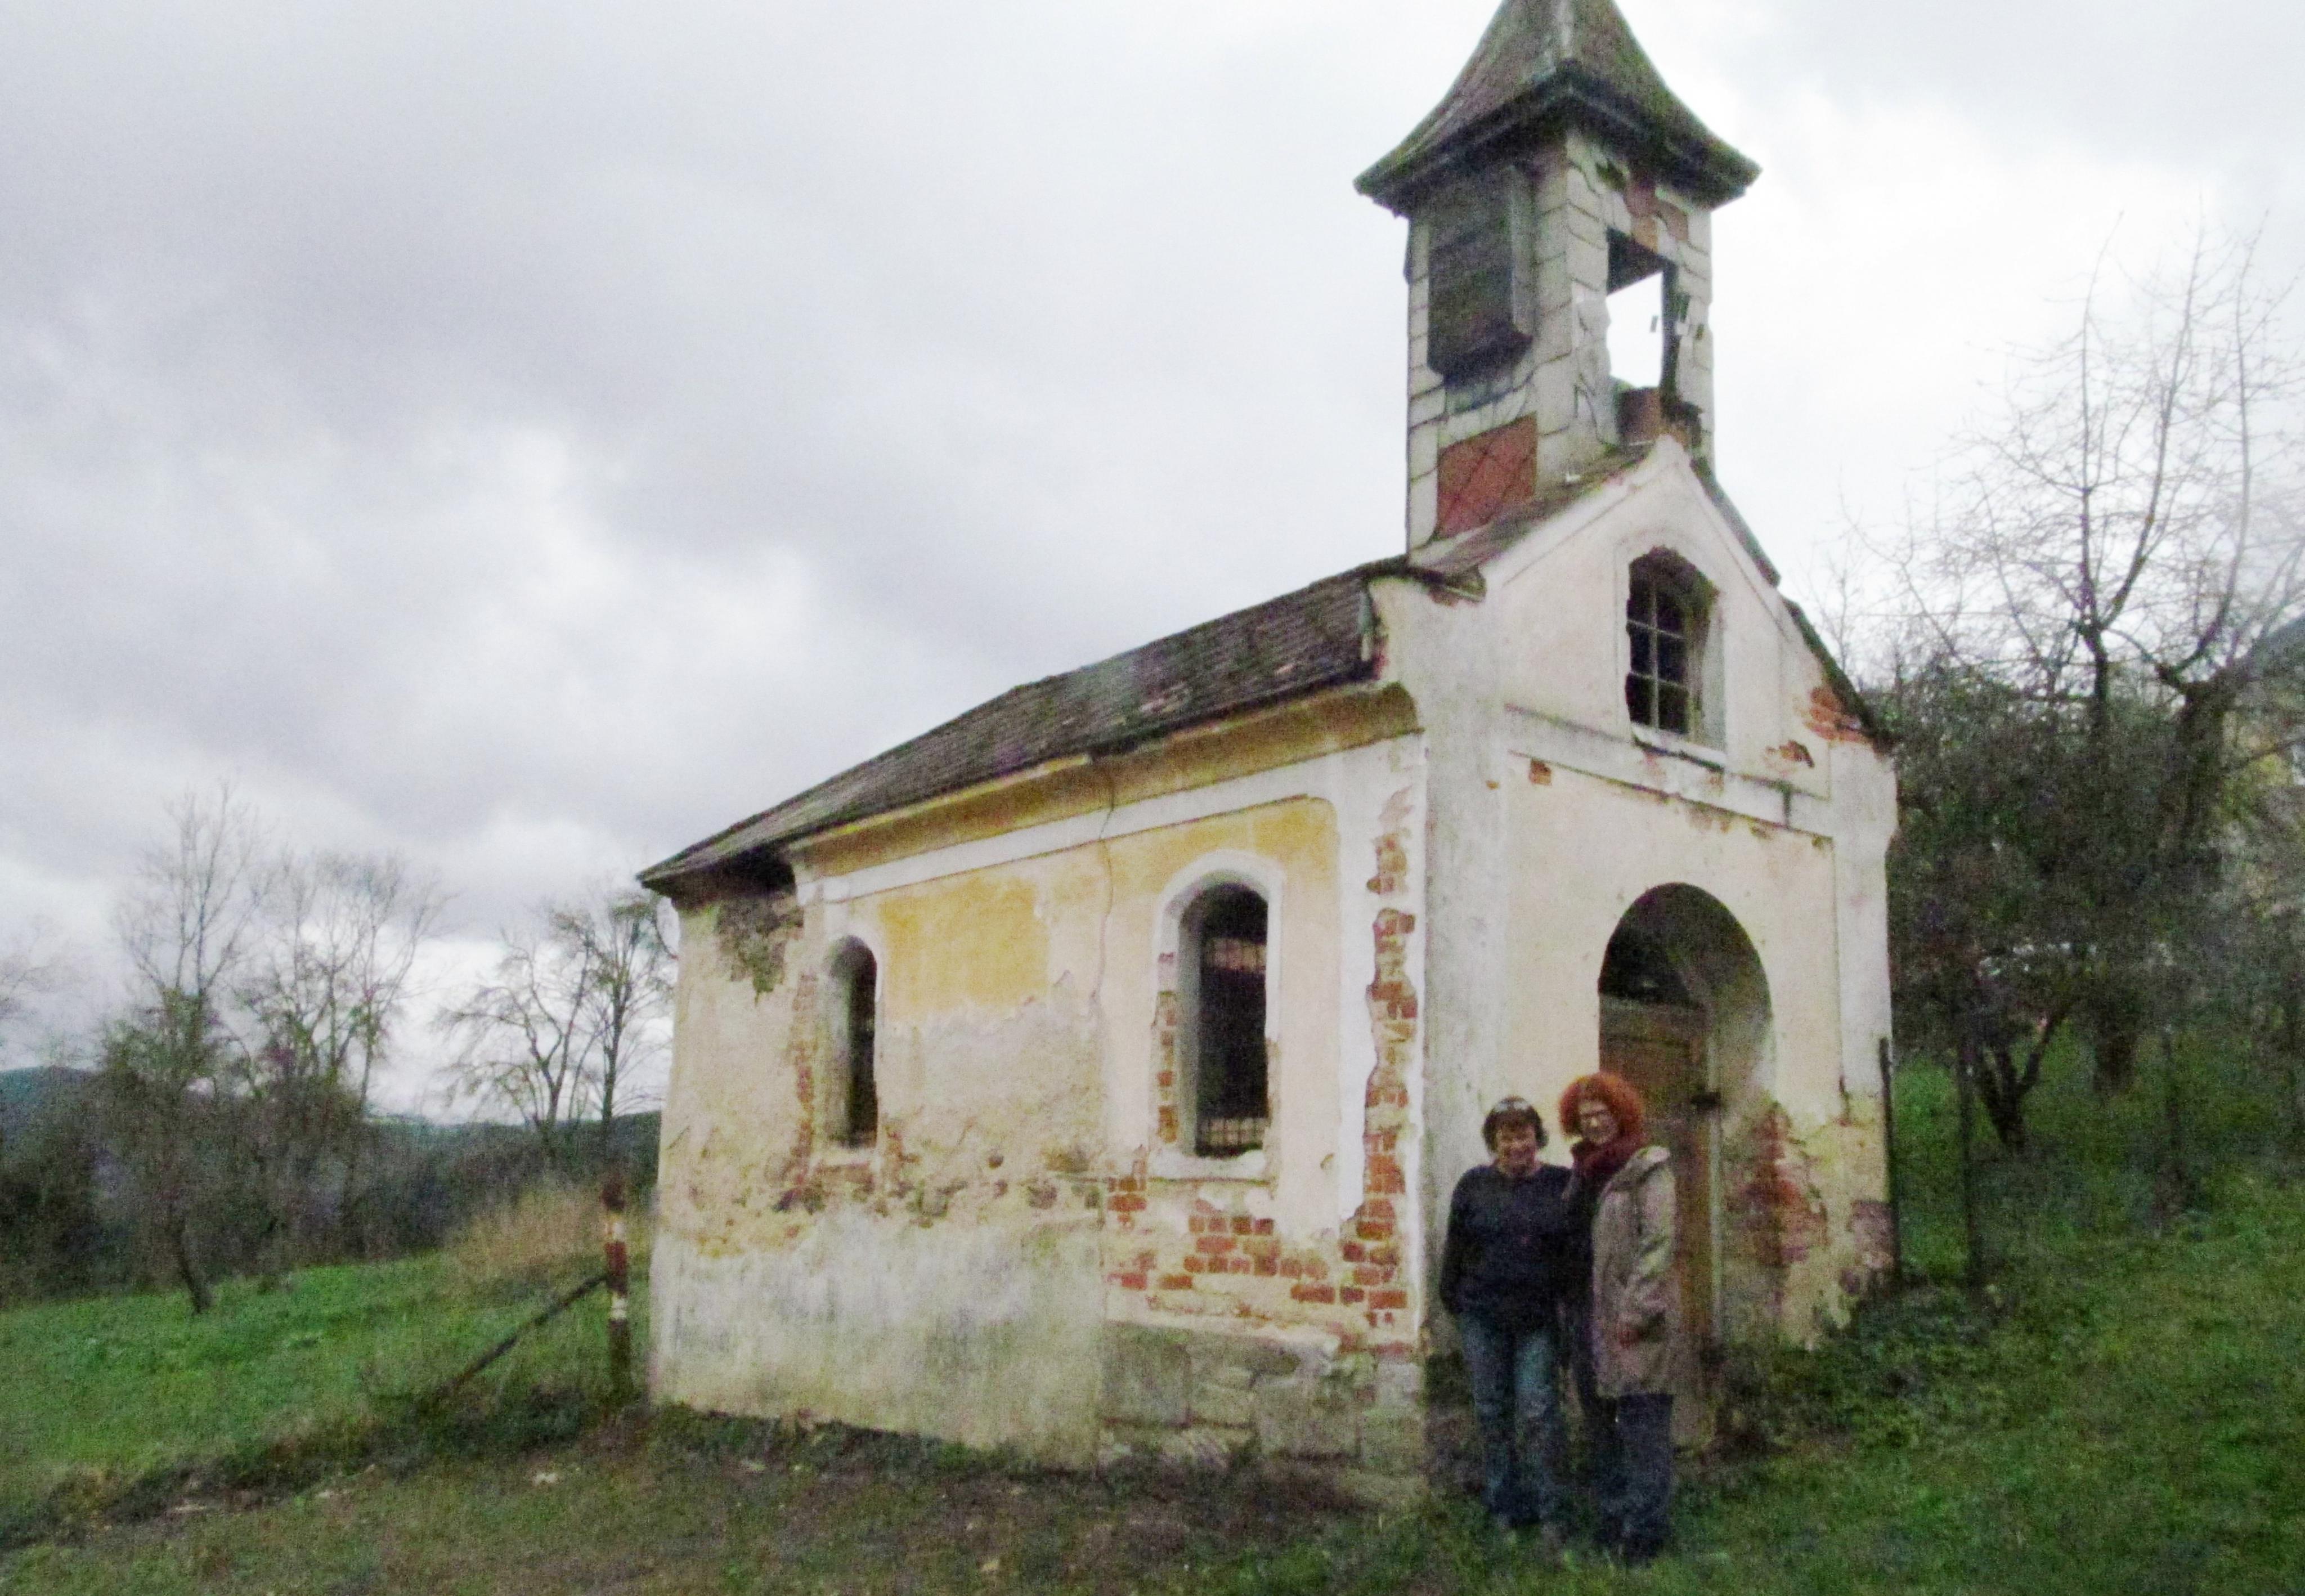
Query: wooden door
1598 998 1714 1438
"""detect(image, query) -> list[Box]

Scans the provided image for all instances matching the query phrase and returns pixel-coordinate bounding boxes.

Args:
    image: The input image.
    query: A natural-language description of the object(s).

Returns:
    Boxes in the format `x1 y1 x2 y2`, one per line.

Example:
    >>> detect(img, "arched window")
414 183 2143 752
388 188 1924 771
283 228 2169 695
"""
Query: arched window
1181 885 1270 1156
830 943 878 1146
1625 553 1712 739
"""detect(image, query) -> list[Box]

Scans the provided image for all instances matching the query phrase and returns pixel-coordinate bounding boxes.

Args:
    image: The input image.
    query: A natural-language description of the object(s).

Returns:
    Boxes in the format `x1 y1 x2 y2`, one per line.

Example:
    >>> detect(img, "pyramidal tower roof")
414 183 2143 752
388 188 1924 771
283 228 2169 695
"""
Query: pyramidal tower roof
1357 0 1757 212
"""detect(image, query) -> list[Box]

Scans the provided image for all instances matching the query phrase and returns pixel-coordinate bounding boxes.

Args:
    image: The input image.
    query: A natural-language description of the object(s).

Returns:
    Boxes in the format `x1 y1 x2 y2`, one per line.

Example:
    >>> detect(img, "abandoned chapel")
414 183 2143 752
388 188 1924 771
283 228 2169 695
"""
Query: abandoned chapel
640 0 1898 1496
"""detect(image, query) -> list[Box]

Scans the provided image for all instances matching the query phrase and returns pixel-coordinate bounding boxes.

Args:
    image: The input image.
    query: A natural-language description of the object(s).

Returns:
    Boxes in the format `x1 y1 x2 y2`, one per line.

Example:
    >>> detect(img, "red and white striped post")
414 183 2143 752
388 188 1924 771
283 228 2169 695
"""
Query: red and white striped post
602 1169 634 1404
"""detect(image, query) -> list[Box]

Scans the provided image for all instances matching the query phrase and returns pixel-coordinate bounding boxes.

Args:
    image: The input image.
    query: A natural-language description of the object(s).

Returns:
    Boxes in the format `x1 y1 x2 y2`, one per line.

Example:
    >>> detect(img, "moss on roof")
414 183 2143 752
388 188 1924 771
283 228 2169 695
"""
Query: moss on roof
1358 0 1756 212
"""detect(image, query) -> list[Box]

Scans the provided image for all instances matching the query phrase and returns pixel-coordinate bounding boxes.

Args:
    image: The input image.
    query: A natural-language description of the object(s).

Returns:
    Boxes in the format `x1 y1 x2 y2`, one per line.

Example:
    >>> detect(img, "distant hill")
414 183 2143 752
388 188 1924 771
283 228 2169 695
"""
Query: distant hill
0 1068 657 1185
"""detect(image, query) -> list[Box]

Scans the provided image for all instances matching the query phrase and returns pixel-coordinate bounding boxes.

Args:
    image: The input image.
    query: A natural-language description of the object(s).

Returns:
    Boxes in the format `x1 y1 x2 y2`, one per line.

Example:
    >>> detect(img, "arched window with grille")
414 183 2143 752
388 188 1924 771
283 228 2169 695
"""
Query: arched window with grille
1180 885 1270 1157
829 942 878 1146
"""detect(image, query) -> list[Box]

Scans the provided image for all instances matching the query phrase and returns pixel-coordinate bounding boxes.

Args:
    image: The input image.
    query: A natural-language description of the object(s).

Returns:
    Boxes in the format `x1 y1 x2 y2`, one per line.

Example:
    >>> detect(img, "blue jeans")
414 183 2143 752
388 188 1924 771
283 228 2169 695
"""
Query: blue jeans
1568 1308 1674 1557
1457 1313 1566 1529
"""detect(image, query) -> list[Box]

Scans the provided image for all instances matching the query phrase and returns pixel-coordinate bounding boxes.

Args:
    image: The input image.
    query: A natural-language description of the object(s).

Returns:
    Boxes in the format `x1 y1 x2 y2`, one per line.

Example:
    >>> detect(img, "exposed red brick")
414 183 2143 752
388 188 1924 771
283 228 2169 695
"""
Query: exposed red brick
1196 1234 1236 1256
1254 1258 1278 1277
1805 684 1873 746
1340 1241 1366 1264
1370 1289 1409 1311
1356 1219 1394 1243
1158 1275 1194 1292
1352 1265 1391 1287
1110 1272 1149 1292
1254 1217 1275 1235
1231 1216 1254 1235
1436 418 1538 537
1291 1284 1337 1304
1340 1286 1366 1305
1183 1255 1206 1274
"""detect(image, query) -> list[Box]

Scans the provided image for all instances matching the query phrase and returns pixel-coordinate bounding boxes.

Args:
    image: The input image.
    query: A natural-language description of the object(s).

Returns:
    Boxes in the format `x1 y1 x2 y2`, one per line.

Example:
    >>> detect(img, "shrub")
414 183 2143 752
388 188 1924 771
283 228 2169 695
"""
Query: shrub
446 1180 652 1299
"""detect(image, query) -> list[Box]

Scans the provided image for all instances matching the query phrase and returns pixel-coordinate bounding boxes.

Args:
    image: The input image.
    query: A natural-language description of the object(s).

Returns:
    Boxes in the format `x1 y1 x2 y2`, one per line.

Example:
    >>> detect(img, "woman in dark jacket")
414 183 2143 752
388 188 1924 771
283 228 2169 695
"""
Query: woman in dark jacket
1438 1095 1581 1539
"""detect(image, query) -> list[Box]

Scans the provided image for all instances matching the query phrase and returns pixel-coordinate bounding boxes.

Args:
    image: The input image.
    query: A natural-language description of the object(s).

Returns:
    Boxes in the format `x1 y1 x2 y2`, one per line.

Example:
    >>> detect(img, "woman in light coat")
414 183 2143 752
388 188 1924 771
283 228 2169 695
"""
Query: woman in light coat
1559 1072 1680 1565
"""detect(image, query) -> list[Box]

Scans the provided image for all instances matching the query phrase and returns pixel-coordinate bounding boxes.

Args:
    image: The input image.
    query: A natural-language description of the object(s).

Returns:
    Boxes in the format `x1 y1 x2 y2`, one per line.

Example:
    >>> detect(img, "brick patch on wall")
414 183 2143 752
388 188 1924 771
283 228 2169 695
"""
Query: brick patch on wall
1101 822 1425 1356
1436 418 1537 537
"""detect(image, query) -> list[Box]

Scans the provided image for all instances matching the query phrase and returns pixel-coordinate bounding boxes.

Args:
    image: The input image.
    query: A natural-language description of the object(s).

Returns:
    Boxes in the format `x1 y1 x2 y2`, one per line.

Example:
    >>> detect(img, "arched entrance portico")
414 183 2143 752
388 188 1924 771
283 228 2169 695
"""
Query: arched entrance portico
1597 885 1773 1435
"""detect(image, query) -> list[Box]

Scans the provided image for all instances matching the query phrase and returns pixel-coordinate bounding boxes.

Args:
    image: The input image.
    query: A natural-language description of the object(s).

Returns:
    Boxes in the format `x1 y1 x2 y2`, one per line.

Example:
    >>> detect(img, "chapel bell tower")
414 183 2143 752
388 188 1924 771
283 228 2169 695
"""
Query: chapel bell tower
1357 0 1757 550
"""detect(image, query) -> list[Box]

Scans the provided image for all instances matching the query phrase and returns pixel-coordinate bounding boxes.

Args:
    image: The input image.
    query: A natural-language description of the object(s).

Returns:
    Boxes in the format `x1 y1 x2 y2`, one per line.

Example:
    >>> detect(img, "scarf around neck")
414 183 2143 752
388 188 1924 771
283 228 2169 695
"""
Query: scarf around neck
1571 1133 1643 1194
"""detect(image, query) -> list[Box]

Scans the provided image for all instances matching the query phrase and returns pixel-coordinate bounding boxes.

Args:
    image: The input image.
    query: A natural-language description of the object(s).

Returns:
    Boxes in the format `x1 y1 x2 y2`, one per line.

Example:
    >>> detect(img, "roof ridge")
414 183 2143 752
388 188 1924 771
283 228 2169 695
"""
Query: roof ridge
641 564 1391 889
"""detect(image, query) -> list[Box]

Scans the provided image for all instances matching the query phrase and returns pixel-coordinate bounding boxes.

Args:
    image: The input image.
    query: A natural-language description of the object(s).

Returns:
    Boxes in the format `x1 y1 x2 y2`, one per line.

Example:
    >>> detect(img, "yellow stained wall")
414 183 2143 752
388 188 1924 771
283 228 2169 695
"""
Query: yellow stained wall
651 777 1419 1463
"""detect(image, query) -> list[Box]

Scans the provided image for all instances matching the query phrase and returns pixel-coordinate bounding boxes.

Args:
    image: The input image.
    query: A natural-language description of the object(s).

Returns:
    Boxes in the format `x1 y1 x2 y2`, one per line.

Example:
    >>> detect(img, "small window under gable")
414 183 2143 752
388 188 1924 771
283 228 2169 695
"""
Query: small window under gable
1183 886 1270 1157
831 943 878 1146
1625 552 1711 739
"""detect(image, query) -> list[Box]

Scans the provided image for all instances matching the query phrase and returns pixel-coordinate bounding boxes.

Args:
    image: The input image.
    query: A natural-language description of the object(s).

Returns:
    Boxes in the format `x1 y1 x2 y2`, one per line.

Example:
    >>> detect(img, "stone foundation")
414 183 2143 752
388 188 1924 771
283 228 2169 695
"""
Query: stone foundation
1097 1322 1428 1504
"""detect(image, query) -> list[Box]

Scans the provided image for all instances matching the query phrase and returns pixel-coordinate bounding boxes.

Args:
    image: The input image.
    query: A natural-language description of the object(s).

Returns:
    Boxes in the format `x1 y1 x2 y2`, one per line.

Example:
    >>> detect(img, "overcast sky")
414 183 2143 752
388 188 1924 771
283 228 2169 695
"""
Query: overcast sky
4 0 2298 1110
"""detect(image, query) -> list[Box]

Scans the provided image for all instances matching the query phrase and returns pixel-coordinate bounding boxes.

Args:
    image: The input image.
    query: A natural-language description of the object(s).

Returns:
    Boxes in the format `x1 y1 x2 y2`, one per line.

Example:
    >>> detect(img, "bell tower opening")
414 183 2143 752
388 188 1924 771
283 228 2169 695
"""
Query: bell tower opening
1356 0 1757 550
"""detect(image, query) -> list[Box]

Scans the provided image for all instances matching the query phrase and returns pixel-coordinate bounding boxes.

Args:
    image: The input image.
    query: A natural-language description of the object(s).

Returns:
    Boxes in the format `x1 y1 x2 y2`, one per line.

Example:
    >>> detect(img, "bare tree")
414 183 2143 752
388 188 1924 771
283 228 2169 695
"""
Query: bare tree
236 849 445 1274
553 890 674 1160
436 921 597 1168
0 926 64 1062
436 886 674 1171
1881 227 2305 1138
102 785 266 1312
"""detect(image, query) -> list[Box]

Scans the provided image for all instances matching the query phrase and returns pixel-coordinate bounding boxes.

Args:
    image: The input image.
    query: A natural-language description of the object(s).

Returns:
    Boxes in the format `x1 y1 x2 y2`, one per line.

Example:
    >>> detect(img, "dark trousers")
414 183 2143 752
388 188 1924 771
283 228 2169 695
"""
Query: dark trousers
1569 1315 1674 1555
1456 1313 1566 1530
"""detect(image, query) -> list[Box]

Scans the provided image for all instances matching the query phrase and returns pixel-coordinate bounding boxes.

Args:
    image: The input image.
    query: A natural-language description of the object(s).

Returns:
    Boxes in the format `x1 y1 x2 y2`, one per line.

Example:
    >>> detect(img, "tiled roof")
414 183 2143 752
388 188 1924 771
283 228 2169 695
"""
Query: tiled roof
641 565 1388 889
1357 0 1757 211
644 458 1887 891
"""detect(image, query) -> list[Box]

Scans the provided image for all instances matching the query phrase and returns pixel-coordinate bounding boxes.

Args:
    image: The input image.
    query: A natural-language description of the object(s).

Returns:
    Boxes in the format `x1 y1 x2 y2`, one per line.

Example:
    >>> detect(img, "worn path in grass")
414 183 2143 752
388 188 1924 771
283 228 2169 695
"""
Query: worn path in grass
10 1176 2305 1594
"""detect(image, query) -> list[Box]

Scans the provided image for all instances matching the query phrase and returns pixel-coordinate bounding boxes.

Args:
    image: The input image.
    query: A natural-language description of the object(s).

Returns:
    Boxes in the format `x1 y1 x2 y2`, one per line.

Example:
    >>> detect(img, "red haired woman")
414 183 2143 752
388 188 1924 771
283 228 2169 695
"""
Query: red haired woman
1558 1072 1680 1566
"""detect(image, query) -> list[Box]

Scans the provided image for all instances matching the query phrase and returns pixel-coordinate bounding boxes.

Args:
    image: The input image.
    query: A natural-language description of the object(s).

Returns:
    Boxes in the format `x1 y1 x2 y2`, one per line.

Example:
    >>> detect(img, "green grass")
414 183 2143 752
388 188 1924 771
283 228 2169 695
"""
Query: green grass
0 1252 643 1545
6 1040 2305 1591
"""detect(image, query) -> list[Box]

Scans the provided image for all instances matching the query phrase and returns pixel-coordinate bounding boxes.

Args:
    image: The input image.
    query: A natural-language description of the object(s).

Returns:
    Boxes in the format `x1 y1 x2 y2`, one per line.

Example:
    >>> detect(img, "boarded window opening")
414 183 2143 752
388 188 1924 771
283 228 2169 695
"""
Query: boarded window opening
1626 556 1701 736
1187 886 1269 1156
836 947 878 1145
1427 178 1530 379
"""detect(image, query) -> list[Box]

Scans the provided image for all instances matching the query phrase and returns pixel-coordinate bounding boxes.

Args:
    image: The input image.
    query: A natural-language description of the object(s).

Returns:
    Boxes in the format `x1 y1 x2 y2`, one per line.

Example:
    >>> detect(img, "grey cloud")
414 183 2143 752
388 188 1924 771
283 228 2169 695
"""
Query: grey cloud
2 0 2294 1058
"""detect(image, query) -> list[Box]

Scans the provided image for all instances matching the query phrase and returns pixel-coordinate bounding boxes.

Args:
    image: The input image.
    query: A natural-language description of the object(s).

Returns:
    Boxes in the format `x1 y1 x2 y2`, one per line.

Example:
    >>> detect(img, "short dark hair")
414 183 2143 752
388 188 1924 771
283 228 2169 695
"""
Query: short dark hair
1481 1096 1546 1151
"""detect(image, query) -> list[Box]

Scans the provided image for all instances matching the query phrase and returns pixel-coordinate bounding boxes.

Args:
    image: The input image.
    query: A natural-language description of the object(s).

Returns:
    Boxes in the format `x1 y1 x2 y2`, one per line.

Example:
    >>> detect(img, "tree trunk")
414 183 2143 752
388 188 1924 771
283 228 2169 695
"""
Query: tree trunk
2155 1026 2199 1222
1956 1041 1988 1294
169 1213 212 1316
2090 988 2142 1097
1975 1045 2032 1152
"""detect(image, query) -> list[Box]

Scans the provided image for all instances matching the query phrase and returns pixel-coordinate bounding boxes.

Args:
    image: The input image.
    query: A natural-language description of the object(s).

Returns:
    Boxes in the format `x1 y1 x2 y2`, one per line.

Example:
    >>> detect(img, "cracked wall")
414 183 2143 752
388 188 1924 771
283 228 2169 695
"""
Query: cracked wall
653 726 1429 1481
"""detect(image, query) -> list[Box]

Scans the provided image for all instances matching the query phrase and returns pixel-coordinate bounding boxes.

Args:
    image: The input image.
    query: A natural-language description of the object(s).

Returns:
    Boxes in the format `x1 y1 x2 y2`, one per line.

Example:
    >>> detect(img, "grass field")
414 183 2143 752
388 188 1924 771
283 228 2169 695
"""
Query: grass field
0 1239 641 1549
5 1043 2304 1593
